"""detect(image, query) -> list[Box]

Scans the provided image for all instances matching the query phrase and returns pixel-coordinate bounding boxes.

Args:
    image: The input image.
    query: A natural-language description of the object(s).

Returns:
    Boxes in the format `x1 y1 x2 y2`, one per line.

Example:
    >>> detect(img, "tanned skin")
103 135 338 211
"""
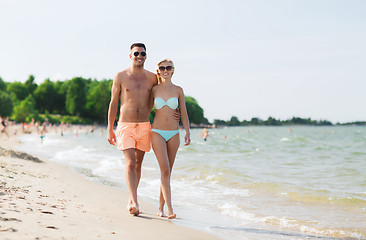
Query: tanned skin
107 46 157 215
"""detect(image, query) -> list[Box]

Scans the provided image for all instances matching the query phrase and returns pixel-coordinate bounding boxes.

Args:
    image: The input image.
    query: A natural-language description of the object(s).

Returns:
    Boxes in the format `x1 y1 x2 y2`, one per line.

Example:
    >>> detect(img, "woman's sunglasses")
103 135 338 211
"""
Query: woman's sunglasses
133 51 146 57
159 66 173 71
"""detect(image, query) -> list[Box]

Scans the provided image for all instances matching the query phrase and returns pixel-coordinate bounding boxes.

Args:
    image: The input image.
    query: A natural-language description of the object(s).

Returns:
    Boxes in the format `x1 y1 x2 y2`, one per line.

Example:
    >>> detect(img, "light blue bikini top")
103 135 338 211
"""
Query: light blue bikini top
154 97 179 110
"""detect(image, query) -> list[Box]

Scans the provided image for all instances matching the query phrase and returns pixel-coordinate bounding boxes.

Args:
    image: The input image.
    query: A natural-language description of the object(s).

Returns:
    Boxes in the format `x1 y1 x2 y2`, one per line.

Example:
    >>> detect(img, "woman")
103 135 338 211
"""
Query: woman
151 59 191 219
0 116 9 137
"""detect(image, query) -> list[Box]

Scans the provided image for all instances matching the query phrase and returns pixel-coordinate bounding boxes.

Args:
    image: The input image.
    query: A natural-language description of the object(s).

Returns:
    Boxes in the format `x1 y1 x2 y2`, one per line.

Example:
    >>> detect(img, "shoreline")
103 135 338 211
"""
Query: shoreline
0 134 221 240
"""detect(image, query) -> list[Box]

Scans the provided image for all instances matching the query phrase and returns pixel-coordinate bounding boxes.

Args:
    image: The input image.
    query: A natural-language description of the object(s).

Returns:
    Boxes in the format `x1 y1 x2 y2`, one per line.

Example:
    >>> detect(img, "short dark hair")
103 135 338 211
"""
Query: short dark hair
130 43 146 51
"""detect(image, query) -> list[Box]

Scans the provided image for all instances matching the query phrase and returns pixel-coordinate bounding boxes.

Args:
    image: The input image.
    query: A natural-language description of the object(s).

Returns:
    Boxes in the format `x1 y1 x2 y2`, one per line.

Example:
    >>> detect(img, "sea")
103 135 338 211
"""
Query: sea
17 125 366 240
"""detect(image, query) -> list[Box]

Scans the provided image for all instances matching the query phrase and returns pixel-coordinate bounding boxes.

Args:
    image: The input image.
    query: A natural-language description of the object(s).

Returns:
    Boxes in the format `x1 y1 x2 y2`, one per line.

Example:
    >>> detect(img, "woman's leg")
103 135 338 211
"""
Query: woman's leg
167 133 180 173
151 132 172 217
165 134 180 218
157 133 180 216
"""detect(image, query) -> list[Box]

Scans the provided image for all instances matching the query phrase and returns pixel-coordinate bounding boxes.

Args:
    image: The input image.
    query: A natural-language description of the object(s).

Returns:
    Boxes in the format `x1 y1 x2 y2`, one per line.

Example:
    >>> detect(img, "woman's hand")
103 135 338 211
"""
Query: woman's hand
184 133 191 146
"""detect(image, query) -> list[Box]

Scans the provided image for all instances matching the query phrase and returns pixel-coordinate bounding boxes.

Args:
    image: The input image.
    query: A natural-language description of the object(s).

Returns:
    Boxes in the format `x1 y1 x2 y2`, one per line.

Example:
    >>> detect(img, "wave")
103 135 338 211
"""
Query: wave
216 204 365 239
211 225 364 240
246 181 366 206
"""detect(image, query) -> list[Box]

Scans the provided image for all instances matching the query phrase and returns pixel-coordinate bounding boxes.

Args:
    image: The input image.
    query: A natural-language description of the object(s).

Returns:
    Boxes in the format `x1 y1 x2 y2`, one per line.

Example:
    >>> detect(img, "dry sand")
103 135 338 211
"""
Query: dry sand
0 134 220 240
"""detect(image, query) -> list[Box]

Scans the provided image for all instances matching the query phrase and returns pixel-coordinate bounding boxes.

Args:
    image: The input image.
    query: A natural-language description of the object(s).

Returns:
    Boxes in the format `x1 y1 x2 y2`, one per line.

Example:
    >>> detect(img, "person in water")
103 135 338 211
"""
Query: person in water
151 59 191 219
202 127 209 141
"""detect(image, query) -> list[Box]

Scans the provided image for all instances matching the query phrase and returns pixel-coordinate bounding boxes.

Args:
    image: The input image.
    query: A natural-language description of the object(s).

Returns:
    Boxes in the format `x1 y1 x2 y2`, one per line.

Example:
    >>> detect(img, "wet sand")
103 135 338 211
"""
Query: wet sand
0 134 220 240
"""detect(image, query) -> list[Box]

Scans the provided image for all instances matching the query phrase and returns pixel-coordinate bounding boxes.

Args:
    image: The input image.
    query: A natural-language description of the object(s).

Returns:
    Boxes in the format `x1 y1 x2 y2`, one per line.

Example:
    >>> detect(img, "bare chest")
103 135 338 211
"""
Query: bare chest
122 79 152 96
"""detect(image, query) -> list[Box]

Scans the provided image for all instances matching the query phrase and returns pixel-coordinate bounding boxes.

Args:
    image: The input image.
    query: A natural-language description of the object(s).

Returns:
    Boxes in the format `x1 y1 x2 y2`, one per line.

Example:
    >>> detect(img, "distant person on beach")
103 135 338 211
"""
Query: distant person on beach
60 121 64 136
151 59 190 219
39 121 48 143
0 116 9 137
107 43 179 216
40 127 46 143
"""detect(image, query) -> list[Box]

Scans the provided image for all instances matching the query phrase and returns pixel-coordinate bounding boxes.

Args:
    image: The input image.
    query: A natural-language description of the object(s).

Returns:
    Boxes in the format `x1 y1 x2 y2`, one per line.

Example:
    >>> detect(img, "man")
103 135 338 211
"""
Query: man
107 43 178 215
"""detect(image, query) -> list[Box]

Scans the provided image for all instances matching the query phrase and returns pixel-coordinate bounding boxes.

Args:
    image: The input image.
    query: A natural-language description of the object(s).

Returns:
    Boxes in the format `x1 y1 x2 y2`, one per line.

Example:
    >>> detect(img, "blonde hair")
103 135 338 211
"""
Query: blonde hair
156 58 175 84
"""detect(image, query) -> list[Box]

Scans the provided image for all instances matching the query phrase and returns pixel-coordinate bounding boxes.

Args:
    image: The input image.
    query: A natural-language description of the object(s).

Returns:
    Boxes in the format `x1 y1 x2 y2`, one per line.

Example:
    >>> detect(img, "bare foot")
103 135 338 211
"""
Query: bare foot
158 210 167 217
129 206 140 216
127 204 140 216
168 213 176 219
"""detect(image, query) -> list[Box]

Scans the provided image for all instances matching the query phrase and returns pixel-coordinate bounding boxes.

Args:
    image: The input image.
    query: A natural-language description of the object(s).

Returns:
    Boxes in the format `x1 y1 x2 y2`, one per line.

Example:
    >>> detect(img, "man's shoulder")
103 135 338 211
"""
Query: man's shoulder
116 68 130 77
144 69 157 77
144 69 158 84
114 68 131 83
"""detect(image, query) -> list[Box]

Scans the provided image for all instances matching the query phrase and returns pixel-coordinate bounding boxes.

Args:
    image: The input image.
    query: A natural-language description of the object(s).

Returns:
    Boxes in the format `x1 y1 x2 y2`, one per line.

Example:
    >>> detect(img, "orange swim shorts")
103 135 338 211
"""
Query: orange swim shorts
116 122 151 152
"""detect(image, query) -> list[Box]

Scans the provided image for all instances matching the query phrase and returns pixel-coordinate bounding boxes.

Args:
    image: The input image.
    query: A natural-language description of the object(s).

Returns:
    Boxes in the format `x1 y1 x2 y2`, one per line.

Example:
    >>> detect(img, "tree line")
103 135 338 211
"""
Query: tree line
0 75 206 124
213 116 366 126
2 75 364 126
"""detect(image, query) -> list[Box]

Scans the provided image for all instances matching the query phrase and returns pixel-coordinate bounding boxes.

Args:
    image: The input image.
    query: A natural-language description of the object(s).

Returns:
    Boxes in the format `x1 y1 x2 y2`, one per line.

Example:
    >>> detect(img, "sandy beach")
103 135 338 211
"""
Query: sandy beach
0 134 220 240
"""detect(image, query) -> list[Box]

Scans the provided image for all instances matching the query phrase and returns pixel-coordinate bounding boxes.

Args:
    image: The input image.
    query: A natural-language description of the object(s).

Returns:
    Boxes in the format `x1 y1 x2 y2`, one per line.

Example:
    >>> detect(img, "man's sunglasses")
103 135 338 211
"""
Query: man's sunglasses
133 51 146 57
158 66 173 71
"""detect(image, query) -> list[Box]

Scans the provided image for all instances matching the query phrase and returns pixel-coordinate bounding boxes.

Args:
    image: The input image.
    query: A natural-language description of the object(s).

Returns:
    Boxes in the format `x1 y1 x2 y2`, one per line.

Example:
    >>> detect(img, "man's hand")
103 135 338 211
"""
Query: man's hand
107 130 117 145
173 108 181 121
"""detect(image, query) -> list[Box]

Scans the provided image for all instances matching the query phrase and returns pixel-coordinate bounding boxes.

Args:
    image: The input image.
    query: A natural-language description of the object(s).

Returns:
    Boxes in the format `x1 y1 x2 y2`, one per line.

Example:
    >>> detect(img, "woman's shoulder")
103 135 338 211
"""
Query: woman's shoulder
173 84 184 94
169 83 182 90
151 84 161 95
152 83 161 91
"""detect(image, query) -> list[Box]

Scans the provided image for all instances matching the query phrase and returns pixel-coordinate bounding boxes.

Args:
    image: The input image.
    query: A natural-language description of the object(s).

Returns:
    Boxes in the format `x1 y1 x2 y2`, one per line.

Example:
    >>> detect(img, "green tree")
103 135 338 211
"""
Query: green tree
185 96 204 124
0 77 6 91
85 80 111 122
213 119 227 126
54 80 69 114
228 116 241 126
12 95 36 122
66 77 86 116
250 117 262 125
202 117 210 125
7 82 29 102
0 91 13 117
24 75 38 95
149 108 155 123
317 119 333 126
34 79 57 113
290 117 314 125
266 116 280 126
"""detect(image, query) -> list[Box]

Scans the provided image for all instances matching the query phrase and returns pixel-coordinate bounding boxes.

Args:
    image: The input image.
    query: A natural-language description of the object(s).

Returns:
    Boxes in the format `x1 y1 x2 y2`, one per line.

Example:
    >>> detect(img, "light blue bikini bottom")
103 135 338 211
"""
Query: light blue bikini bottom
152 129 179 142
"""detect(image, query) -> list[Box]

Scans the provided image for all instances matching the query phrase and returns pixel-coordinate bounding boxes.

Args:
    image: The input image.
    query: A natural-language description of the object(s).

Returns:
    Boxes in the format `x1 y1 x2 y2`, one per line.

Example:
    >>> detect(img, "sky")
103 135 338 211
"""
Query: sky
1 0 365 123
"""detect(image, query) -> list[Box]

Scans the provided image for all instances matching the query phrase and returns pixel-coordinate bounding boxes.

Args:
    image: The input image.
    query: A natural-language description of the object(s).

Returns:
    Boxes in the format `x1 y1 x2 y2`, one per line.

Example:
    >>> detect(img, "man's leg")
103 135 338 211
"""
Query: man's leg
135 149 145 187
123 148 140 215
